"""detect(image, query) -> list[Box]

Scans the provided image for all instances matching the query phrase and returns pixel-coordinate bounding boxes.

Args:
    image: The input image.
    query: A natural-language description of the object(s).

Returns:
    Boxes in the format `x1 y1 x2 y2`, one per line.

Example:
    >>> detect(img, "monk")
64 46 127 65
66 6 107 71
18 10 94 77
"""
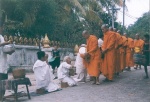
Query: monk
134 34 144 69
119 35 128 71
82 30 100 85
101 24 116 82
113 28 123 75
124 33 134 71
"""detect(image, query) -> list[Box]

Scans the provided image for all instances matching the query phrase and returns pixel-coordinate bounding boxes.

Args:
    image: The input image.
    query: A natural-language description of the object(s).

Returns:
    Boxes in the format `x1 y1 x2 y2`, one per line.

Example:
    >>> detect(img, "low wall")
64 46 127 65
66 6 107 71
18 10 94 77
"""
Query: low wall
7 45 75 72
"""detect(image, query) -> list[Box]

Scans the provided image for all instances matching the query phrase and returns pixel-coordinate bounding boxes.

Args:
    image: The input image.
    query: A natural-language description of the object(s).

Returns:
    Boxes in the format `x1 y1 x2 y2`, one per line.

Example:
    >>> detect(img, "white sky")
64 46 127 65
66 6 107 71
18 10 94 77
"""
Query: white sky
116 0 150 27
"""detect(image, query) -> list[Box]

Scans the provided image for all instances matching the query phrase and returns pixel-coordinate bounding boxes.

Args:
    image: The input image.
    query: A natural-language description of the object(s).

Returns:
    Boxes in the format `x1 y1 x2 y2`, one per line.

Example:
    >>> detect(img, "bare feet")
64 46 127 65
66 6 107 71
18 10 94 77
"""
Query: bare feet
96 82 100 85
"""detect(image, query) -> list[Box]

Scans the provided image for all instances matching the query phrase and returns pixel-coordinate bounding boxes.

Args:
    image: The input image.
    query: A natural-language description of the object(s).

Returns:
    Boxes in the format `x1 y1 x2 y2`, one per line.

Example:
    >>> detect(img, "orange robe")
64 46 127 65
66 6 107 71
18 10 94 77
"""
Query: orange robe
119 36 127 70
101 31 116 80
84 35 100 77
134 39 144 52
133 39 144 66
114 33 123 73
126 38 134 67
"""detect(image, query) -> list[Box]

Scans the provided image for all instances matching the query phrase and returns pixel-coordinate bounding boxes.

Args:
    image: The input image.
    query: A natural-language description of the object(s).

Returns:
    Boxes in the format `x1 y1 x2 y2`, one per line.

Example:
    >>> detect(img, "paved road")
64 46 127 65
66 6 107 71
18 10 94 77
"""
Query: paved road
4 67 150 102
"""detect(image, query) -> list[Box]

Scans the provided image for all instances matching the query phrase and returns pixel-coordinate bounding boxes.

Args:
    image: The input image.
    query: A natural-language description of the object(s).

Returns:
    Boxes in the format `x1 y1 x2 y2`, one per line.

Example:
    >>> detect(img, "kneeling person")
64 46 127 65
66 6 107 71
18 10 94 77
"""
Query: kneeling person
33 51 61 93
57 56 77 86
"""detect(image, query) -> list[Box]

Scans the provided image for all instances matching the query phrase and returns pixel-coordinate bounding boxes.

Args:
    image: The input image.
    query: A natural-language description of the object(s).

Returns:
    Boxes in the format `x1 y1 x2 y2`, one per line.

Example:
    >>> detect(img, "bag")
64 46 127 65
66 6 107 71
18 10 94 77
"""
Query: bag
2 44 15 54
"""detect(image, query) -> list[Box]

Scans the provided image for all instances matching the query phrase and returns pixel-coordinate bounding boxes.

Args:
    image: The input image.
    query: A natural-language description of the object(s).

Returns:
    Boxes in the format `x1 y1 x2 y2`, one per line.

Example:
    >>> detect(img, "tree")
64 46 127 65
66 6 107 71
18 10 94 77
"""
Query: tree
0 0 125 46
128 12 150 37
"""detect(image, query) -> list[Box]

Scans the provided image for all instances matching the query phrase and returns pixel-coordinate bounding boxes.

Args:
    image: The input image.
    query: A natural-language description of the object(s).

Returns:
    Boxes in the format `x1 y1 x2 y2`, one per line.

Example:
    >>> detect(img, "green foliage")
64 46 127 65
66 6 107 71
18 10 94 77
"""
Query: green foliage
0 0 123 45
128 12 150 38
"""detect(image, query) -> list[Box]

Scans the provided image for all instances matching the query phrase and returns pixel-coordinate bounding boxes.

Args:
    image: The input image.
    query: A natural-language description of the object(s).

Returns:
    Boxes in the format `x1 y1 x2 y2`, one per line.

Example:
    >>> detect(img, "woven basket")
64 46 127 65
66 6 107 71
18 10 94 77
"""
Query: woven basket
12 68 26 79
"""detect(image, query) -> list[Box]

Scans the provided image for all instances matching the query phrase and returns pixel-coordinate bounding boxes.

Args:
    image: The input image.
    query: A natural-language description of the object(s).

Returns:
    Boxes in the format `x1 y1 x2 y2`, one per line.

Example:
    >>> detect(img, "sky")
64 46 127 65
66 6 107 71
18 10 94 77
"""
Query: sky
116 0 150 27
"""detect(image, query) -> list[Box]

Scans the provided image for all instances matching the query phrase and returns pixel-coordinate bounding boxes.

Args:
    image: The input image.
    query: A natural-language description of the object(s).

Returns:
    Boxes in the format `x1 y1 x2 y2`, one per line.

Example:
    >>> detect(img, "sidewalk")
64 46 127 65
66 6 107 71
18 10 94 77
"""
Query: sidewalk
3 67 150 102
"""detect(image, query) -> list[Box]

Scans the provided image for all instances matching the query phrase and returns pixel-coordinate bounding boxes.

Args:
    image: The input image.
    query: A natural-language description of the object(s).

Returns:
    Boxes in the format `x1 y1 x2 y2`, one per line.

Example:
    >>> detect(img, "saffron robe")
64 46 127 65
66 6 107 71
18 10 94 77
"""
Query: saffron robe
101 31 116 80
84 35 100 77
126 38 134 67
134 39 144 52
114 33 123 73
119 36 127 70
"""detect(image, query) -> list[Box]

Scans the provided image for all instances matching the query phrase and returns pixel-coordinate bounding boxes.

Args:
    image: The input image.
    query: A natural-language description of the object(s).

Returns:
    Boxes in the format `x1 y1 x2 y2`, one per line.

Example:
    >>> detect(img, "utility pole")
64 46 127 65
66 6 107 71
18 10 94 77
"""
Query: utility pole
109 5 120 28
123 0 126 34
149 0 150 12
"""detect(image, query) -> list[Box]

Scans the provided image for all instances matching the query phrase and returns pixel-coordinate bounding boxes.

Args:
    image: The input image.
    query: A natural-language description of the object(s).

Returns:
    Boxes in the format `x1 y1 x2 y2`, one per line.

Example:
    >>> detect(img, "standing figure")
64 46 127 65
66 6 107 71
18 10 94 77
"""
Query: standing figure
113 28 123 76
74 44 87 82
82 30 100 85
134 34 144 69
101 24 116 82
57 56 77 87
0 26 11 100
124 33 134 71
49 46 60 73
119 35 128 71
143 34 150 79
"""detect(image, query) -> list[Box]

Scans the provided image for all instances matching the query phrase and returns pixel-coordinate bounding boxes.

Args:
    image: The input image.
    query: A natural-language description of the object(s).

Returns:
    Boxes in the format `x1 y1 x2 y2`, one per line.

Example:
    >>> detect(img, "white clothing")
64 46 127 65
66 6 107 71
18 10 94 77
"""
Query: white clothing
75 53 85 73
0 34 9 73
74 70 87 82
98 38 103 48
57 62 72 79
74 53 86 82
33 60 60 92
57 62 76 86
48 65 55 80
62 77 76 86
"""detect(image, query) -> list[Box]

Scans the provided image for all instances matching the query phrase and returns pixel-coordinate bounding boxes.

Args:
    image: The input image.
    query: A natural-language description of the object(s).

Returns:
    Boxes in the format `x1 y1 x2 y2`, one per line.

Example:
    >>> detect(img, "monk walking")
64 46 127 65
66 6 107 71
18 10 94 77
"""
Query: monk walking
82 30 100 85
113 28 123 76
124 33 134 71
101 24 116 82
119 35 127 71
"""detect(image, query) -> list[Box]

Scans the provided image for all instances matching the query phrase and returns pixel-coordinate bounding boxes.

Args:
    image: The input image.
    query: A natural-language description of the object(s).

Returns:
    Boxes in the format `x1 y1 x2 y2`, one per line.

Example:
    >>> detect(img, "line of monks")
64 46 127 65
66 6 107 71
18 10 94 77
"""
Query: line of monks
81 24 145 84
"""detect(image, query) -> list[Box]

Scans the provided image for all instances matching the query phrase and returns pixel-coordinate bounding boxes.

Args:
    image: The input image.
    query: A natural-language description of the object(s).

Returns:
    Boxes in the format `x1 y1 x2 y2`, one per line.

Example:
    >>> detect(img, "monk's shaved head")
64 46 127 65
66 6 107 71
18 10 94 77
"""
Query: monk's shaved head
135 33 139 36
123 33 127 37
101 24 109 33
82 30 89 35
101 24 109 29
117 30 121 33
82 30 90 39
135 33 140 40
109 27 113 31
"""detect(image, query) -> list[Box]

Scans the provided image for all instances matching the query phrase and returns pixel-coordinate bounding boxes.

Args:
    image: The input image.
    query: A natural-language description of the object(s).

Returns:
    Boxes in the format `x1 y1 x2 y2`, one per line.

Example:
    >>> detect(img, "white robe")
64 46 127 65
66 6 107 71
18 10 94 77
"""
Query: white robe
0 34 9 74
57 62 76 86
33 60 60 92
74 53 86 82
